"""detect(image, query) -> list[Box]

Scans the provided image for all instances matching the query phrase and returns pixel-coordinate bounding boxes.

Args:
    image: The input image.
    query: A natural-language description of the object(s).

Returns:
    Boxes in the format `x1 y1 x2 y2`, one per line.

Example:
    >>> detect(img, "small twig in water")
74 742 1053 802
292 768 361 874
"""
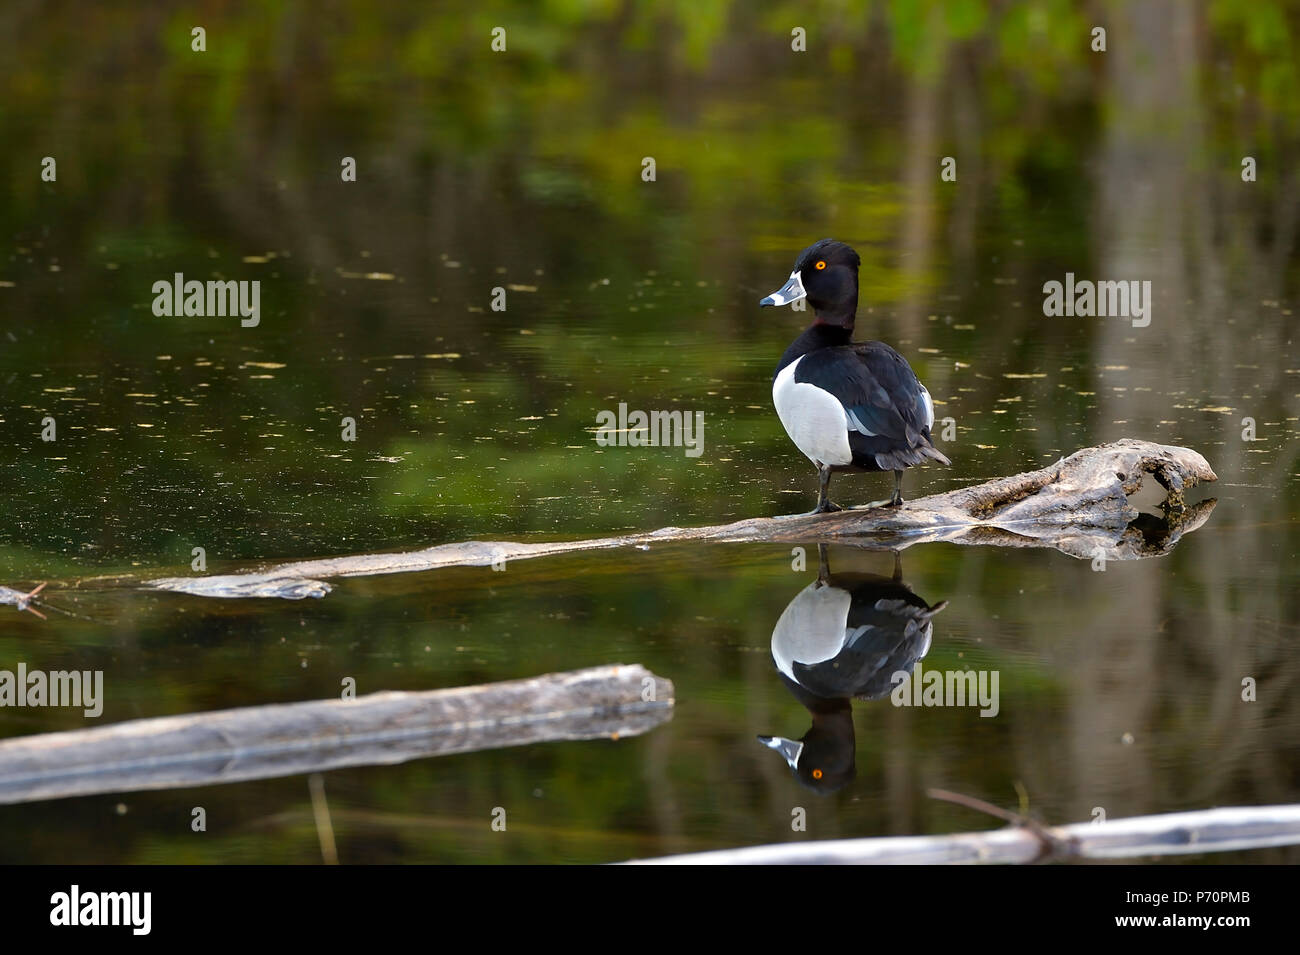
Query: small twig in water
1 582 105 624
12 583 47 620
928 788 1079 863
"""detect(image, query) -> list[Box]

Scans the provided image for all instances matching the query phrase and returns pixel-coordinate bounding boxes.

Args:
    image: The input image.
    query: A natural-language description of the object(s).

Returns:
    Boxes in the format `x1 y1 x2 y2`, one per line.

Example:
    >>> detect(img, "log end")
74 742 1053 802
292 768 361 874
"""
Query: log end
1105 437 1217 487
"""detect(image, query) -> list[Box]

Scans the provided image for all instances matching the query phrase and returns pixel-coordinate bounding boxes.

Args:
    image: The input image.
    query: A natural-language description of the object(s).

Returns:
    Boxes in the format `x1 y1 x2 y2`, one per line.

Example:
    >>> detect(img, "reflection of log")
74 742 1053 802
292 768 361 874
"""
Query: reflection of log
626 804 1300 865
143 440 1216 600
0 665 673 805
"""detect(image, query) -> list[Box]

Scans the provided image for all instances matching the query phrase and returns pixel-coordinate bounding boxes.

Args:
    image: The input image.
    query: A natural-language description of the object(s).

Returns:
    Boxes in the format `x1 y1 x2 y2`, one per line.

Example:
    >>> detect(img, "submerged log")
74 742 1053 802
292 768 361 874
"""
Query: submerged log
624 804 1300 865
0 664 673 805
141 440 1216 600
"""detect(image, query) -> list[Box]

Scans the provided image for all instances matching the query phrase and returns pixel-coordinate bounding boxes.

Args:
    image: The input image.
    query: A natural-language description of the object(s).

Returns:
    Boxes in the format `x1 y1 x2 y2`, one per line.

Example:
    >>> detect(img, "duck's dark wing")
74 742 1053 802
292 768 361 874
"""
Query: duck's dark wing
789 607 932 701
793 342 949 470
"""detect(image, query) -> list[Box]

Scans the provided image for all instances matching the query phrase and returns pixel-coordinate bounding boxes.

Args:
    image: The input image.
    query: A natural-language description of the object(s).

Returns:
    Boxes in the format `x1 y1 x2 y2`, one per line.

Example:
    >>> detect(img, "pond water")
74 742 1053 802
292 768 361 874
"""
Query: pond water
1 3 1298 863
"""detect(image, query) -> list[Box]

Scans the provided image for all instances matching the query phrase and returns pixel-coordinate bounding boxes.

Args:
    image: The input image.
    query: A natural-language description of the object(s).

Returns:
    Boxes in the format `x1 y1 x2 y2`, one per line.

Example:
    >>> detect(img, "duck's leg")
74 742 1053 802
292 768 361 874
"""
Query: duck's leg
817 542 831 582
889 470 904 507
865 471 904 509
814 465 842 514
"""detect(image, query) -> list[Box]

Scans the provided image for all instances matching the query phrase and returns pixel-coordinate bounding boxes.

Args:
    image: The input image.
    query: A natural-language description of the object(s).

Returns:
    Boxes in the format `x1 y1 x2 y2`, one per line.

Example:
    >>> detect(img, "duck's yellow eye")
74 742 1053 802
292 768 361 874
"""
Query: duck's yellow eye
812 769 823 779
815 260 827 270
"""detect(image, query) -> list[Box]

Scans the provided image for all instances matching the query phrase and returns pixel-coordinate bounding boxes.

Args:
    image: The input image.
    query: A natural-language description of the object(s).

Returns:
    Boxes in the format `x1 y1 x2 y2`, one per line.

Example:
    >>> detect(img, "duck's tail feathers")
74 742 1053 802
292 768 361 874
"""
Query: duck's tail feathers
873 442 951 470
922 599 949 619
924 445 952 466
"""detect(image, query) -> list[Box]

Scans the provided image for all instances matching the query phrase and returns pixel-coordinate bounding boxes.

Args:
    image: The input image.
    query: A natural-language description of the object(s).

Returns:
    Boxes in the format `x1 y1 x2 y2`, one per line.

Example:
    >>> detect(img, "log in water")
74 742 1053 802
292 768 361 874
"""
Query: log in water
625 804 1300 864
143 439 1217 600
0 664 674 805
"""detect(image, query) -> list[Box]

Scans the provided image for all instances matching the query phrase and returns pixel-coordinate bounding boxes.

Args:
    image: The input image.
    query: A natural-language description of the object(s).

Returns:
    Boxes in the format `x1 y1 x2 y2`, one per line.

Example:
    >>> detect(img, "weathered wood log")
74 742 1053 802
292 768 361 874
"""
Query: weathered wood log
141 440 1216 600
624 804 1300 865
0 664 673 805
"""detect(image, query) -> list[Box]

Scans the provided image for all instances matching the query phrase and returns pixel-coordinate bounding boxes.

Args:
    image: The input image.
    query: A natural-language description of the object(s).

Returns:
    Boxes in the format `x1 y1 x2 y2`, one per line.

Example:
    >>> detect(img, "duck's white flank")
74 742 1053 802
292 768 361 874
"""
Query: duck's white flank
773 356 854 467
770 580 856 681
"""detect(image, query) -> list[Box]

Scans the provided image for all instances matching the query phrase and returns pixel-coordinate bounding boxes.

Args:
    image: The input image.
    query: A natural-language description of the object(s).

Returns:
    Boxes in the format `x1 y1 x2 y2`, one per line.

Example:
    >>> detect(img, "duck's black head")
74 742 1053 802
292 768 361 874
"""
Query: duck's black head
759 238 860 327
758 698 857 794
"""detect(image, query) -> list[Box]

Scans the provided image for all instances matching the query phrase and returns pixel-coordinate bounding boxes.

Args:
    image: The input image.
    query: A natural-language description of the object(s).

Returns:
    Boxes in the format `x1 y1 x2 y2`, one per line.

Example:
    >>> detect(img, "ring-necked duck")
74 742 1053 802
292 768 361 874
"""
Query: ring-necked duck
759 546 946 793
760 239 950 513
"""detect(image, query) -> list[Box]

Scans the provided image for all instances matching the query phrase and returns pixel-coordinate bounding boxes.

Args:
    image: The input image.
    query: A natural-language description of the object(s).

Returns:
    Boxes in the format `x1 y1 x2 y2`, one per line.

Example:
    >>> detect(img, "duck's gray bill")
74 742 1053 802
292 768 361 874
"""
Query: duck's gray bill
759 270 807 307
758 735 804 770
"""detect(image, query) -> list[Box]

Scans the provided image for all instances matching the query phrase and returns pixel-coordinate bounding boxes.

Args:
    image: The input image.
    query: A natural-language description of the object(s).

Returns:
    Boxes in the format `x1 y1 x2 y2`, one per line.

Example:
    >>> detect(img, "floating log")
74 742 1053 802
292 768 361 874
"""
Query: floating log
624 804 1300 865
0 664 673 805
141 440 1216 600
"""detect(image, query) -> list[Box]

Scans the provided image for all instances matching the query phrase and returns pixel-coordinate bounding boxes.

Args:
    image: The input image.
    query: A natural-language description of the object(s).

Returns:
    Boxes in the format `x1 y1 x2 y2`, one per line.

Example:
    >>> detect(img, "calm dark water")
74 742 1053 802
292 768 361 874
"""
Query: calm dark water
1 2 1298 863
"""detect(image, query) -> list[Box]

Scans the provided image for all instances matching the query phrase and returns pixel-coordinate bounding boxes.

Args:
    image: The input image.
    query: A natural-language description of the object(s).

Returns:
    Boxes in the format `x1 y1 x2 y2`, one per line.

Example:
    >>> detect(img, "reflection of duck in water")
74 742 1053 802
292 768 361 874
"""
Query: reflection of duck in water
760 545 946 793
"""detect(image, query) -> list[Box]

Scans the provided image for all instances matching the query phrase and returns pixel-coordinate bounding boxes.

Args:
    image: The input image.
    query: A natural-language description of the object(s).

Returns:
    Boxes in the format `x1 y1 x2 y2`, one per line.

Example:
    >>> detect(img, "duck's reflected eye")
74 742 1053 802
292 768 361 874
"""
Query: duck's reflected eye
812 768 823 779
815 260 827 270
